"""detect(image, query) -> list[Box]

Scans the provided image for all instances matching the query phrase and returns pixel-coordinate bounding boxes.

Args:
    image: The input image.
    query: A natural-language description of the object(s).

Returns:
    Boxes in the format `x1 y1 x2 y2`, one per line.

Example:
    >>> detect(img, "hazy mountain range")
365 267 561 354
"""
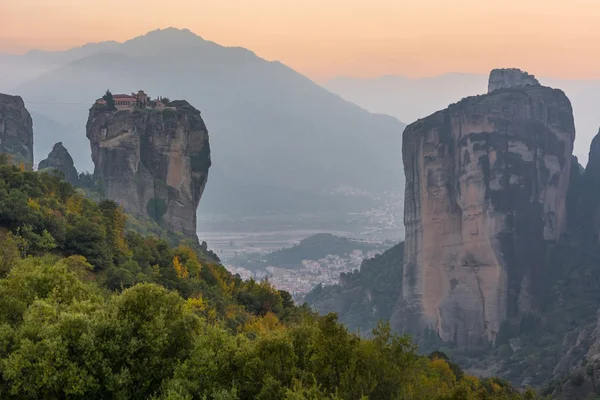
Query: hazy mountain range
326 73 600 165
0 28 406 219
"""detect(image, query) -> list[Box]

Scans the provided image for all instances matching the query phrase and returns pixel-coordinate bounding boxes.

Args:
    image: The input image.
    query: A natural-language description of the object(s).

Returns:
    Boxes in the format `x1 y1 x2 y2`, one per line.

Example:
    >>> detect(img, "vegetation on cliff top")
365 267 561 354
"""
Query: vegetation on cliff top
0 159 536 399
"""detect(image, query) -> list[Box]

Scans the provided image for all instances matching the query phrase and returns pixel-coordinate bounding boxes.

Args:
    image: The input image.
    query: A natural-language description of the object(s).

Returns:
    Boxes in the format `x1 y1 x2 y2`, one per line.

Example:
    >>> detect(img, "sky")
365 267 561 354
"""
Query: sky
2 0 600 81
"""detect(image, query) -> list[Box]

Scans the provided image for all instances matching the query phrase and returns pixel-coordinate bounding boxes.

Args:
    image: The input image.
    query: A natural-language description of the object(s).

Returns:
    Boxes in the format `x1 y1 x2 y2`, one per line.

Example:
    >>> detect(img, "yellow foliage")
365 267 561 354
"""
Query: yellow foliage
429 357 456 390
406 373 450 399
18 162 25 172
491 382 502 393
185 297 206 313
262 311 280 330
243 312 283 335
66 196 84 215
27 198 40 211
111 207 130 256
430 358 451 371
207 308 217 324
225 304 238 319
175 245 202 278
207 263 230 294
461 374 480 391
173 256 189 279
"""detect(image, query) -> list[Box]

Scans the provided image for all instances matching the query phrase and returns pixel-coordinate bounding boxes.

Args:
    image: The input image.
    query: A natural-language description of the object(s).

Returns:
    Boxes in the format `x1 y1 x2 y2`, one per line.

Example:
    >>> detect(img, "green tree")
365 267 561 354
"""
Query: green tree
0 233 21 278
0 163 538 400
103 89 116 111
310 313 357 394
65 217 113 269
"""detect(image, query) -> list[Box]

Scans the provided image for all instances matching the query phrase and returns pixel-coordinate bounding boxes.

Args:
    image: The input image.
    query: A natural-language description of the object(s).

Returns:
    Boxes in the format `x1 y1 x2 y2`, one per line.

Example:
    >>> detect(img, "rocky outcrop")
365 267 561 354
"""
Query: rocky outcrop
583 130 600 238
487 68 540 93
38 142 79 185
393 70 575 347
549 310 600 399
0 93 33 168
86 100 211 239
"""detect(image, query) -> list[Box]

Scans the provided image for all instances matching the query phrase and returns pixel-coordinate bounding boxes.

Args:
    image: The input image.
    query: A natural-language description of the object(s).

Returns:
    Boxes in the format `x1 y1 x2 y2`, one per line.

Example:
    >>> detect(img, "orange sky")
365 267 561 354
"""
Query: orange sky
2 0 600 81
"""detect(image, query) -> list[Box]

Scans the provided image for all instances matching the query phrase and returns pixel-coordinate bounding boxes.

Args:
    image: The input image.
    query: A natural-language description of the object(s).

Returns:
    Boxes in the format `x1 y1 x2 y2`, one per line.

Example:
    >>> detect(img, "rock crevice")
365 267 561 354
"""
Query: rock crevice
86 101 211 240
393 69 575 347
0 93 33 168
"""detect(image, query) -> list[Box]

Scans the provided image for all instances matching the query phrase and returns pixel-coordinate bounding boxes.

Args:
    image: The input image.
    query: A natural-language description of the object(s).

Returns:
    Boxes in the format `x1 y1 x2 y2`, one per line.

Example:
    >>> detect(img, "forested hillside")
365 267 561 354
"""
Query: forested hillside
304 155 600 396
0 159 536 399
305 242 404 333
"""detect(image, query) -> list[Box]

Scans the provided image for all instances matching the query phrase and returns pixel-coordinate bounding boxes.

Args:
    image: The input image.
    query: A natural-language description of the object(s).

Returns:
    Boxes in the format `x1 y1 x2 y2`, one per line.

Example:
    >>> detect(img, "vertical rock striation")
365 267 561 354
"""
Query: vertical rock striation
583 129 600 239
86 100 211 239
0 93 33 168
38 142 79 185
393 69 575 347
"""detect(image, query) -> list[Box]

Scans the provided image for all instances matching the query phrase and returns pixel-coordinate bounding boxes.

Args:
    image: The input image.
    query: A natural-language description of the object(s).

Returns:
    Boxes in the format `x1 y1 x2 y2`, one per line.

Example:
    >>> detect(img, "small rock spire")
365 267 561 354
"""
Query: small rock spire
488 68 540 93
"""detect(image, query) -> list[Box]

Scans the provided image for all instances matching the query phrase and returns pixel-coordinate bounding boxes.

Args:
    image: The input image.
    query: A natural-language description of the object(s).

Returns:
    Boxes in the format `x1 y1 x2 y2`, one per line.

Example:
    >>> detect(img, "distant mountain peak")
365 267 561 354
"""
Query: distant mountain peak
116 27 223 55
22 40 120 62
124 27 206 45
138 27 202 40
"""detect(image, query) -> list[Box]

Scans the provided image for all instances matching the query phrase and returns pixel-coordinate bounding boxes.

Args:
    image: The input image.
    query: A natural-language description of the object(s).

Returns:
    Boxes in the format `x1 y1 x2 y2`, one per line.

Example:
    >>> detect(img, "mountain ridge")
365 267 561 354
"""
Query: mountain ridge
10 28 406 222
325 72 600 165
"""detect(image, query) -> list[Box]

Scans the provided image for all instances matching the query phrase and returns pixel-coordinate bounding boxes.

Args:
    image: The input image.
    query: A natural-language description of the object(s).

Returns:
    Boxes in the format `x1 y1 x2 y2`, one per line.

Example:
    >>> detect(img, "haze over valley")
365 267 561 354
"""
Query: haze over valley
1 28 406 253
4 4 600 397
326 73 600 165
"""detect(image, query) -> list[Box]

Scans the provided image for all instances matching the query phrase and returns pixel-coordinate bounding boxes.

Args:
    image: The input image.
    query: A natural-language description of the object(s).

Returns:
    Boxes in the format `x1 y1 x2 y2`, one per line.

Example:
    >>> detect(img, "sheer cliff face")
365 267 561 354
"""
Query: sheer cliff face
394 71 575 347
0 93 33 168
584 130 600 238
38 142 79 185
86 102 211 239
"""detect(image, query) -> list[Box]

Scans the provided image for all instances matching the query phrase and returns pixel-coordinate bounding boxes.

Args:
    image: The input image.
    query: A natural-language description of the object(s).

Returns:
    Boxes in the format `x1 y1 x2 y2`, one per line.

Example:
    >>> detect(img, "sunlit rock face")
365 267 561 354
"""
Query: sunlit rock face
393 70 575 347
0 93 33 168
86 101 211 240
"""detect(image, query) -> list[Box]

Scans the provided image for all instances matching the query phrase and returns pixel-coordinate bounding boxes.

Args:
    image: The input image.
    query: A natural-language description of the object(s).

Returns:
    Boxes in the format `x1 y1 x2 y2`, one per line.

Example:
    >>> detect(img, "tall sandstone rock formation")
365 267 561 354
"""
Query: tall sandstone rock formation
38 142 79 186
86 100 211 239
583 129 600 239
0 93 33 168
394 69 575 347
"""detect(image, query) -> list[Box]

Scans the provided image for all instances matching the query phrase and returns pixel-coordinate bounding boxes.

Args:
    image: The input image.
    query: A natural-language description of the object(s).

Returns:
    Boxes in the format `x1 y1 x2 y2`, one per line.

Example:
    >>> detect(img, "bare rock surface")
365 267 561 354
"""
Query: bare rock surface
393 71 575 347
86 100 211 240
0 93 33 168
487 68 540 93
38 142 79 185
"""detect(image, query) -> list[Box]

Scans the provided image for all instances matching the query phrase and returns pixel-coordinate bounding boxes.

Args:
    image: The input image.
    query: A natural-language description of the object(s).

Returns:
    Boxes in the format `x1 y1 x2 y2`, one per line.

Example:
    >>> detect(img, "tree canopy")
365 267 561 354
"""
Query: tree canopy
0 159 537 399
102 89 116 111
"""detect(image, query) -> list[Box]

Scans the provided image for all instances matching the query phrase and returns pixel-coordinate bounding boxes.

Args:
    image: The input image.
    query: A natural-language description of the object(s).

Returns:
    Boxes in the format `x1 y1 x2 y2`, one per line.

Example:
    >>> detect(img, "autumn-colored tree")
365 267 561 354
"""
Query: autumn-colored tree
0 163 540 400
175 245 202 278
173 256 189 279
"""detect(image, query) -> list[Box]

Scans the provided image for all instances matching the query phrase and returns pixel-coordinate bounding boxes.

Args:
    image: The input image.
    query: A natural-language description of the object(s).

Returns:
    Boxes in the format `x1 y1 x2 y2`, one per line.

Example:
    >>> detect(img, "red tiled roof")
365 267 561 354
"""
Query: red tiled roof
113 94 136 99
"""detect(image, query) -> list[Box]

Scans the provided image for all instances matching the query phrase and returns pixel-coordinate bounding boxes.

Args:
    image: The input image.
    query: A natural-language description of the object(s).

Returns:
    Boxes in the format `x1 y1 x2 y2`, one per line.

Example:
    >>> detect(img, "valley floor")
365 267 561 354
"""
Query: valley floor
198 211 402 299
